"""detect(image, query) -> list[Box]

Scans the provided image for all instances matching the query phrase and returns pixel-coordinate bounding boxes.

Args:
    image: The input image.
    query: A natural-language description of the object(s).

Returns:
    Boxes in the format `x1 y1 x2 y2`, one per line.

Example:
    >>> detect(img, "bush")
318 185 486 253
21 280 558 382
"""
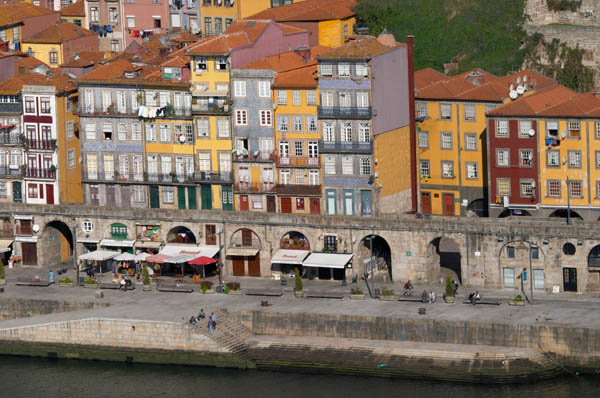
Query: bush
201 280 213 293
351 286 364 295
294 267 303 292
0 259 4 280
510 295 524 302
381 287 395 296
59 277 73 284
445 276 454 298
84 277 97 285
226 282 240 291
142 264 150 286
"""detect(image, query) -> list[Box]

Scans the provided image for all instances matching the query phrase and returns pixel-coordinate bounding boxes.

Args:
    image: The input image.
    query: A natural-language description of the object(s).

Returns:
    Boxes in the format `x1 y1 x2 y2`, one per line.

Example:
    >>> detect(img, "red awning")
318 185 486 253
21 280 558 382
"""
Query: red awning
145 253 171 264
189 256 217 266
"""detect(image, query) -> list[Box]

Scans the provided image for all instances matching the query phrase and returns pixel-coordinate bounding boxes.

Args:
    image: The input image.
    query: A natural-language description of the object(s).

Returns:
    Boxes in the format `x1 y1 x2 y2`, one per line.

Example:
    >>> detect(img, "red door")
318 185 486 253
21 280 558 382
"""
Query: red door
421 192 431 215
46 184 54 205
232 256 245 276
310 198 320 214
443 193 455 216
247 255 261 277
281 197 292 213
240 195 249 211
267 195 276 212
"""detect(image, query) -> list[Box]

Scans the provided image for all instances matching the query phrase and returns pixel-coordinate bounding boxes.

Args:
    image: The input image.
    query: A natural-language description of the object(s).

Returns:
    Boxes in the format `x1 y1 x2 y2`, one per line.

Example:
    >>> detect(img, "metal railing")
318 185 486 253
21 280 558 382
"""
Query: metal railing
234 182 275 193
0 134 23 145
195 171 232 183
318 141 373 153
0 167 23 177
191 103 231 114
318 106 372 119
274 184 322 196
276 156 320 167
82 169 233 184
26 139 56 151
25 168 56 179
233 151 275 162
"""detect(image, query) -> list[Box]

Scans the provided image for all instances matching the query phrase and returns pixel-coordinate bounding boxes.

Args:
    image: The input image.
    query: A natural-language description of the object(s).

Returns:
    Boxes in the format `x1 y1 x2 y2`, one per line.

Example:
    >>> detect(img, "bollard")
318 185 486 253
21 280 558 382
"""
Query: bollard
418 307 426 315
95 290 104 299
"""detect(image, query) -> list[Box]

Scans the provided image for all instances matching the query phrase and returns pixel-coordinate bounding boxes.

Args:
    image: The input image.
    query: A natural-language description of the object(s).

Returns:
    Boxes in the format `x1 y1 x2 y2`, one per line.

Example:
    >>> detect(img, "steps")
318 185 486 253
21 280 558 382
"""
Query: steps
199 309 253 359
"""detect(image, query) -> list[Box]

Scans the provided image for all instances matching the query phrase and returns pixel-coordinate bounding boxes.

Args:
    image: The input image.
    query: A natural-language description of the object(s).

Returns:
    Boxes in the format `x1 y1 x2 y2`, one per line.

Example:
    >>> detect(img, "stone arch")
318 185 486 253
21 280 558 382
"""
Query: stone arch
356 234 392 282
497 239 547 290
280 231 310 250
549 209 583 221
466 199 487 217
229 228 262 249
166 225 197 244
42 220 73 265
427 236 461 284
588 245 600 269
498 209 531 218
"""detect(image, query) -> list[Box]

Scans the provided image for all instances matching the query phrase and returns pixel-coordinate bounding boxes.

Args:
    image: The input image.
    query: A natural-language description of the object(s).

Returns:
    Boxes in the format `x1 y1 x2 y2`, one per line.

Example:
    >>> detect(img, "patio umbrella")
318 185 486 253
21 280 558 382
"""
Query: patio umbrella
146 254 171 263
114 252 136 262
134 252 151 261
189 256 217 278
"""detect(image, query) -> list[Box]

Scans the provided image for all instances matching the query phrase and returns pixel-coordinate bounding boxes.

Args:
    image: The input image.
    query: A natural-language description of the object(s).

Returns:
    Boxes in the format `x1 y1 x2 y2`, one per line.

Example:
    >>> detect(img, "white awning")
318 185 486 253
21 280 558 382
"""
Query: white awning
135 252 152 261
14 215 33 220
100 239 136 248
303 253 353 269
0 239 13 248
0 248 10 253
160 244 219 258
114 252 136 261
136 241 162 249
15 236 38 243
77 238 99 244
271 249 310 265
227 247 259 257
78 250 119 262
164 253 200 264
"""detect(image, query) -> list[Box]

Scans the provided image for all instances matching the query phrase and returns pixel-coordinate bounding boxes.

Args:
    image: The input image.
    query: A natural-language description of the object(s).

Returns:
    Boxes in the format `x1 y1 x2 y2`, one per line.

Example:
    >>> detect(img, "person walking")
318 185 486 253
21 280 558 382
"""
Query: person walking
48 269 55 285
208 312 216 336
452 280 459 296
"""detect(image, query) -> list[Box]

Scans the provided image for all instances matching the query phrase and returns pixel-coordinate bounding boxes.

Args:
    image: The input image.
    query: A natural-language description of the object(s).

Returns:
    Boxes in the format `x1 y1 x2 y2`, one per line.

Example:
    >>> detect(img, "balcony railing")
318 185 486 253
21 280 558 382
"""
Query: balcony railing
191 103 231 115
274 184 322 196
15 225 33 235
0 166 23 177
280 239 310 250
233 151 275 162
82 169 233 184
195 171 233 184
26 139 56 151
25 168 56 179
0 134 23 145
318 106 372 119
234 182 275 193
77 106 139 117
276 156 320 167
318 141 373 154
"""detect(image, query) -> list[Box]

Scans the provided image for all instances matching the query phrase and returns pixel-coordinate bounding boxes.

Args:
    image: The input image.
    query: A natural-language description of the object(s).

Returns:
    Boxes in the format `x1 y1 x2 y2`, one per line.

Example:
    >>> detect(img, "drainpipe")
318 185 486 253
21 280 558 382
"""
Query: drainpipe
407 36 418 213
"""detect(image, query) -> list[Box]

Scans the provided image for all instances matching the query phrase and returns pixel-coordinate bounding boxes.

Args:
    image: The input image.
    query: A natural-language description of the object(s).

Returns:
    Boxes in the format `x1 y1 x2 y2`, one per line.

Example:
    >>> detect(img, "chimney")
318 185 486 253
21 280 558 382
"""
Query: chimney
377 29 396 47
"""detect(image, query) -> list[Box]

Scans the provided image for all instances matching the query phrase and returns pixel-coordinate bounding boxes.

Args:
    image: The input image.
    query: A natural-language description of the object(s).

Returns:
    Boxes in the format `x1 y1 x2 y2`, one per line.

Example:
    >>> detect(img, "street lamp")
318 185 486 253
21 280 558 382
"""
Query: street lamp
508 238 536 304
365 235 375 298
216 228 224 288
71 221 78 287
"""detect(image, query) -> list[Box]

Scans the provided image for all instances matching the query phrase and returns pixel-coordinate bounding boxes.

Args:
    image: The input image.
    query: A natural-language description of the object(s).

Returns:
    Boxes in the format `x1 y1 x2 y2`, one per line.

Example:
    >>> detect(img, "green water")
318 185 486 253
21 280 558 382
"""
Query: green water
0 356 599 397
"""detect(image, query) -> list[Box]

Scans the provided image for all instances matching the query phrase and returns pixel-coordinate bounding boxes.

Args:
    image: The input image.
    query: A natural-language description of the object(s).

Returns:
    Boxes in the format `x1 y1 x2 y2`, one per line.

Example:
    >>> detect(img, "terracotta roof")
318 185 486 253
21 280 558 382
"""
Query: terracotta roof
247 0 356 22
318 35 404 60
273 64 318 88
186 32 250 56
161 55 189 68
0 72 75 95
241 45 330 72
60 0 85 17
14 55 48 73
497 69 555 92
487 85 577 117
414 68 448 89
62 50 107 67
536 91 600 118
78 59 186 87
23 22 97 44
0 2 58 28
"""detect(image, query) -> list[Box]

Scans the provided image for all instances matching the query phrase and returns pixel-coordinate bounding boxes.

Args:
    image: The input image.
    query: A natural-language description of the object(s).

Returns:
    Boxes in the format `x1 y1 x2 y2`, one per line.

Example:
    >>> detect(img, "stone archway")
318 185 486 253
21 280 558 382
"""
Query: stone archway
42 220 73 266
467 199 487 217
498 209 532 218
549 209 583 221
357 235 392 282
228 228 262 277
428 237 461 284
166 226 196 244
280 231 310 250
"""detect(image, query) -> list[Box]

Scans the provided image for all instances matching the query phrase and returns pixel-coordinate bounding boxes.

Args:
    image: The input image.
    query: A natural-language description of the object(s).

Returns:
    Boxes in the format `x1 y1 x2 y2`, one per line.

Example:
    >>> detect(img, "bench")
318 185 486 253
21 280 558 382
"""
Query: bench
397 297 425 303
16 278 50 287
462 299 501 305
100 283 135 290
303 290 345 299
244 288 283 297
157 284 194 293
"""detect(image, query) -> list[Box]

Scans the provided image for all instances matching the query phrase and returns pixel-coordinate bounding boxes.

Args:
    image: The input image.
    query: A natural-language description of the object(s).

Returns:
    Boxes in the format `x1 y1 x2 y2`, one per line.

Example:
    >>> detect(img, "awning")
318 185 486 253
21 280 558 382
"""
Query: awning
227 247 259 257
77 238 99 244
135 252 152 261
100 239 136 248
78 250 119 262
114 252 136 262
0 248 10 253
15 236 38 243
271 249 310 265
146 253 171 263
302 253 353 269
164 254 199 264
0 239 13 248
136 241 162 249
161 244 219 258
14 215 33 220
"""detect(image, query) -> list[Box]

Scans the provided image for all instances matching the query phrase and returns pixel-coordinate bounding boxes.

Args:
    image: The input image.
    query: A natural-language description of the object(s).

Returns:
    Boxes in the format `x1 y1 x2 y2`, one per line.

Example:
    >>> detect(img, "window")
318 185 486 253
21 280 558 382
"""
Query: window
111 40 120 52
67 149 75 169
496 120 509 137
119 155 129 177
252 195 263 209
416 102 428 118
277 90 287 105
309 170 319 185
496 149 509 167
132 123 141 141
507 246 515 258
217 118 230 138
464 104 475 121
342 156 353 175
294 141 303 157
569 180 582 198
278 116 289 132
82 220 94 233
596 122 600 139
198 153 210 172
293 116 303 132
520 149 533 167
195 57 207 72
225 18 233 29
204 17 212 36
485 104 496 113
85 123 96 140
324 156 336 175
24 96 35 113
90 7 99 22
49 51 59 65
320 63 332 76
341 123 352 142
548 180 560 197
441 161 454 178
497 178 510 196
355 63 368 77
0 182 5 198
357 92 369 108
359 157 371 175
440 104 452 120
40 97 51 114
161 155 172 176
295 198 305 210
533 269 544 289
531 247 539 260
521 181 533 197
307 117 318 132
214 17 223 35
321 92 333 107
10 150 21 168
569 150 581 168
465 133 477 150
420 160 430 178
102 122 113 140
279 169 291 184
146 123 156 142
292 90 301 105
323 121 334 141
260 110 272 127
568 121 580 138
258 81 271 98
359 123 370 142
134 186 145 203
66 120 74 140
338 63 350 77
324 235 337 251
235 110 247 125
215 57 227 71
338 92 351 107
441 131 452 149
519 120 532 138
127 16 135 28
547 150 560 167
547 121 558 138
109 7 118 23
104 154 114 179
197 118 209 138
233 81 246 97
306 90 316 106
466 162 478 179
163 187 174 204
159 124 170 142
503 268 515 288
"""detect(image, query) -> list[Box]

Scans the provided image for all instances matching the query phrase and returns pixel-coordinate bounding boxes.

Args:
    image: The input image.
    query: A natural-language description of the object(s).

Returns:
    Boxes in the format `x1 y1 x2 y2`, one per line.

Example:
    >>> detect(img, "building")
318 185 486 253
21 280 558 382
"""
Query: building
167 0 201 34
83 0 124 53
60 0 86 27
122 0 170 48
21 22 98 67
0 78 24 204
200 0 237 37
317 33 411 216
0 2 60 52
62 50 107 77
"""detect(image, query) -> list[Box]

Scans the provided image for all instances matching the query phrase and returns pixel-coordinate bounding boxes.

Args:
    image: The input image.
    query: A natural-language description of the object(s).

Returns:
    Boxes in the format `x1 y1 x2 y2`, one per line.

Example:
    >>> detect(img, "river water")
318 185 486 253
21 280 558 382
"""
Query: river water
1 356 599 398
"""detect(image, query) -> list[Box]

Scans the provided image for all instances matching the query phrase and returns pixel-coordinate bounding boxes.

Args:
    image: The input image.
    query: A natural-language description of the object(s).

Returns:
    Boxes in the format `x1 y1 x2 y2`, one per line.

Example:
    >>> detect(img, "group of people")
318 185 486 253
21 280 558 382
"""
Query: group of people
468 291 481 305
421 290 436 304
189 310 217 335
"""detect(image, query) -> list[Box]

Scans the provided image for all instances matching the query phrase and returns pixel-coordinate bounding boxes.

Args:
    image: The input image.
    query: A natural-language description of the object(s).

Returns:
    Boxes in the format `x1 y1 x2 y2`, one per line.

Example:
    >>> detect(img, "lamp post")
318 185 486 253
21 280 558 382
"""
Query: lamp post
365 235 375 298
216 228 224 288
71 222 78 287
509 238 536 304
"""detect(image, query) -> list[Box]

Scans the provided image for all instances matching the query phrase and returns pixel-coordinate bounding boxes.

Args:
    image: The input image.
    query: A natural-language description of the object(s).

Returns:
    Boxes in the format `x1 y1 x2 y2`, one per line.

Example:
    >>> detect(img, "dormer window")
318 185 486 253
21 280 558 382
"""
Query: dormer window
163 67 181 80
215 57 228 71
124 71 135 78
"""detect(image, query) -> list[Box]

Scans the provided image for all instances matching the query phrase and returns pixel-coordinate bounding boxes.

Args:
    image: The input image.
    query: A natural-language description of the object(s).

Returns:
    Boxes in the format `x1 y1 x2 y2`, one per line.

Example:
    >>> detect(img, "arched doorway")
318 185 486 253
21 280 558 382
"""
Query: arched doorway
357 235 392 282
428 237 461 284
498 209 531 218
549 209 583 221
42 220 73 266
466 199 487 217
228 228 261 277
167 226 196 244
280 231 310 250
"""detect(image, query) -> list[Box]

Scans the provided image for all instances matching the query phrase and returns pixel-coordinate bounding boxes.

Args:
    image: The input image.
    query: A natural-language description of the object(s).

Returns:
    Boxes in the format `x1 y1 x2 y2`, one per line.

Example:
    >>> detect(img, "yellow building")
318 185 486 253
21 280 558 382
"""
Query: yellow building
237 0 308 18
56 82 83 204
0 2 59 51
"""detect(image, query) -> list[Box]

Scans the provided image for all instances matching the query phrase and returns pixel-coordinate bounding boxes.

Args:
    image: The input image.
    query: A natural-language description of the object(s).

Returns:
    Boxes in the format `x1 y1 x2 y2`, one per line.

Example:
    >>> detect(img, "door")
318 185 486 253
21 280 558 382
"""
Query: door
90 185 100 206
106 185 115 207
149 185 160 208
443 193 455 216
201 184 212 210
45 184 54 205
239 194 249 211
177 186 186 209
281 197 292 213
247 255 261 277
21 242 37 265
310 198 320 214
421 192 431 215
326 190 336 215
205 225 216 245
232 256 245 276
344 190 354 216
563 268 577 292
187 186 197 210
121 186 131 208
267 195 276 213
12 181 22 203
221 186 233 211
360 190 372 216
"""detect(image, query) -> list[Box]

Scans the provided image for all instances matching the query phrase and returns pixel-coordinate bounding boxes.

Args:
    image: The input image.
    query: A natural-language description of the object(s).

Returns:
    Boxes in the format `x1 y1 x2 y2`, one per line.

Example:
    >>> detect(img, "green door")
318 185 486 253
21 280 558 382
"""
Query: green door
222 185 233 211
149 185 160 208
201 185 212 210
177 186 186 209
12 181 22 203
187 186 197 209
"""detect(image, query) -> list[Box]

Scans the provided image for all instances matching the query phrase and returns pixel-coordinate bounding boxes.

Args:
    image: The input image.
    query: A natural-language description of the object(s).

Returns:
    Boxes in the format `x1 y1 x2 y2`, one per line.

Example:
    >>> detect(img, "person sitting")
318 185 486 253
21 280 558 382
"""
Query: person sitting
402 280 414 296
124 276 133 289
429 290 436 304
469 292 478 305
119 276 126 291
421 290 429 303
193 274 201 284
189 316 199 327
197 309 206 320
473 291 481 304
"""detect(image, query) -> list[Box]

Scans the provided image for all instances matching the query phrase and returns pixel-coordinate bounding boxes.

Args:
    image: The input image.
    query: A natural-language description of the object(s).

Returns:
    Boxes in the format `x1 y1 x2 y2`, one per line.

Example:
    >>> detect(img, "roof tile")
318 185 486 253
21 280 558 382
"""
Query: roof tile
247 0 356 22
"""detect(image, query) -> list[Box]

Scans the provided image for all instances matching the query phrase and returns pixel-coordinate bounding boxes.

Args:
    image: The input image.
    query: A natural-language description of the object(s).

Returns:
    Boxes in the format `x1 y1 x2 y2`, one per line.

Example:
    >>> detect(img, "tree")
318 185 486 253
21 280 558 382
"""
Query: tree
445 276 454 298
294 267 303 292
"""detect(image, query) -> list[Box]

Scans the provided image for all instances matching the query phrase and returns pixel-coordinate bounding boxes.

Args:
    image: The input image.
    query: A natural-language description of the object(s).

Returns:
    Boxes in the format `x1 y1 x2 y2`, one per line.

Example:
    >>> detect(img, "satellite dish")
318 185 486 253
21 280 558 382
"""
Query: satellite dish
178 134 186 143
523 75 528 83
32 224 40 233
509 90 518 100
516 85 525 95
528 129 535 137
517 76 521 84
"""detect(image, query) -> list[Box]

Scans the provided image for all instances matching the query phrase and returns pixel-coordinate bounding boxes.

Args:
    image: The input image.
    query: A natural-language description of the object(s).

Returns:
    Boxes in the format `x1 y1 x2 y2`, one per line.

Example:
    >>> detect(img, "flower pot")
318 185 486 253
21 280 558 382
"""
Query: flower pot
59 282 74 288
379 295 396 301
228 289 242 295
350 294 366 300
142 285 152 292
201 288 215 294
444 297 455 303
509 300 525 306
294 290 303 298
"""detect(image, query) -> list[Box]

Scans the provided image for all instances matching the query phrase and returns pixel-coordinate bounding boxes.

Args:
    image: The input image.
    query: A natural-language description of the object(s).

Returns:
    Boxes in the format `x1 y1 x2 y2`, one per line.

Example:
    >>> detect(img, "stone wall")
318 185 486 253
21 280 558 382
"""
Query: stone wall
0 299 109 320
527 0 600 25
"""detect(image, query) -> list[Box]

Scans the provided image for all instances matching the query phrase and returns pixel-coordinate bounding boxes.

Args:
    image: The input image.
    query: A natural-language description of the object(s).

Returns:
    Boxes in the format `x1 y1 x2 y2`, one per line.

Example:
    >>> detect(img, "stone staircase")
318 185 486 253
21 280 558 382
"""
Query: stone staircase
202 309 253 359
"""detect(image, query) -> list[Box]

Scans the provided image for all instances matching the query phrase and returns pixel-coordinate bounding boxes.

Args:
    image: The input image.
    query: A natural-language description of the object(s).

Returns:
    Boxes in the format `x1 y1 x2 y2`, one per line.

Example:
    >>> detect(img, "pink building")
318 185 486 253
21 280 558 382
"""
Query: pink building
122 0 170 48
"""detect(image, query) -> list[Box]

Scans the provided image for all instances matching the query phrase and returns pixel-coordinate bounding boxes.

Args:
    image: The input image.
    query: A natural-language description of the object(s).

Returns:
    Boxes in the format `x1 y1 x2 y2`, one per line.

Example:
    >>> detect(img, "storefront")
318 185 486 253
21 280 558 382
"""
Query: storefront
100 239 136 253
302 253 353 280
78 250 119 273
226 247 260 277
270 249 310 277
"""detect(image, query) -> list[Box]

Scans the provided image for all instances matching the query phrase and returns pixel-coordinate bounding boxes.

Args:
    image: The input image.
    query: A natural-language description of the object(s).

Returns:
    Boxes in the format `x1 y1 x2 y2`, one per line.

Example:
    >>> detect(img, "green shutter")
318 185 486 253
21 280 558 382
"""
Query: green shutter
177 186 186 209
201 185 212 210
149 185 160 208
222 185 233 211
188 186 197 209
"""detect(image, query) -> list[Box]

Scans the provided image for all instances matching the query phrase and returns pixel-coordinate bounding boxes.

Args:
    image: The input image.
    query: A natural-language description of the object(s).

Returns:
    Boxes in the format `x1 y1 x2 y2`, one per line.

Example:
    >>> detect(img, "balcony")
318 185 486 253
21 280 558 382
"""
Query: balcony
276 156 320 167
0 134 23 146
26 139 56 151
15 225 33 235
25 168 56 179
195 171 232 184
274 184 322 196
191 103 231 115
318 106 372 119
0 166 23 178
234 182 275 193
233 151 275 163
318 141 373 154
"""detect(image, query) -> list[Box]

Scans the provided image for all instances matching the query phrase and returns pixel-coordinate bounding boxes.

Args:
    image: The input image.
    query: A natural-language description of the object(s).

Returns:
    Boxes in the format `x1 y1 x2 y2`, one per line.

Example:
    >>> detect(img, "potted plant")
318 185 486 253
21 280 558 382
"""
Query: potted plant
200 280 214 294
294 267 303 297
142 264 152 291
350 286 365 300
379 287 396 301
226 281 241 294
0 259 6 285
509 295 525 306
444 276 455 303
59 277 74 287
83 277 97 288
